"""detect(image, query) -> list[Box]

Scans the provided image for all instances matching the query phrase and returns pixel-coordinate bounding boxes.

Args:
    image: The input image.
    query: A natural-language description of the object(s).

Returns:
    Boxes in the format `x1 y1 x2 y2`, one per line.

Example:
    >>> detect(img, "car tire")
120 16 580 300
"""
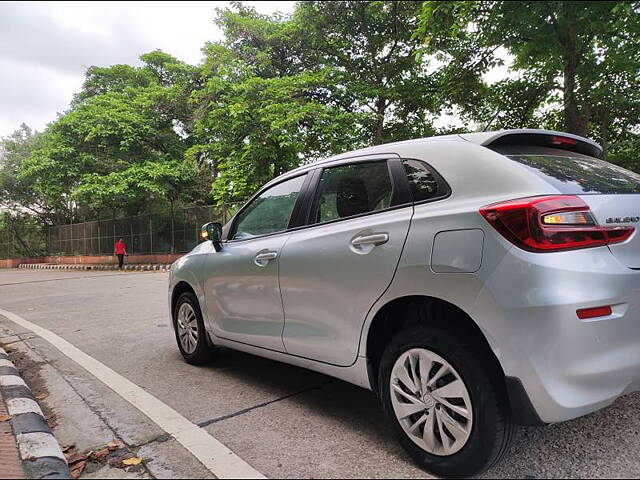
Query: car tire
173 291 213 365
378 325 516 477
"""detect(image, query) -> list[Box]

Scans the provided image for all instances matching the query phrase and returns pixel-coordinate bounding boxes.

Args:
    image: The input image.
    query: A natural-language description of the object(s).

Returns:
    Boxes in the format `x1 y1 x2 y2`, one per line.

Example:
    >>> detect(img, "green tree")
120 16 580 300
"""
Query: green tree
72 160 196 219
294 1 440 144
188 47 363 203
19 87 183 219
0 124 51 219
17 51 200 220
0 211 46 258
72 65 153 103
0 125 49 257
219 1 441 145
417 1 640 146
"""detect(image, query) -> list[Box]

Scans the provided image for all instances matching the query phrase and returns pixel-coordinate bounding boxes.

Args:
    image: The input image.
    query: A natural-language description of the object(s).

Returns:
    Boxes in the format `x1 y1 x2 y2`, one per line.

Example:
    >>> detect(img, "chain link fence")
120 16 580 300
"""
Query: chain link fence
0 223 14 259
0 203 241 259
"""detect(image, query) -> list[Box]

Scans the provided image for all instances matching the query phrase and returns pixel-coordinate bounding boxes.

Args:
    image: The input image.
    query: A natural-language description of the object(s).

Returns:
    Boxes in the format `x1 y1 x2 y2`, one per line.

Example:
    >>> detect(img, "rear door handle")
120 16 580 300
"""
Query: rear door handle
350 233 389 247
254 251 278 267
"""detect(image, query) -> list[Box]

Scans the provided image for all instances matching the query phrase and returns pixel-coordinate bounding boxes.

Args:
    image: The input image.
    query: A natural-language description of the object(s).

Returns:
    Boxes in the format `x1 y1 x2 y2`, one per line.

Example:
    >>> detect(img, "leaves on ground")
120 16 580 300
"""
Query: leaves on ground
106 439 123 451
34 392 49 400
63 445 87 462
88 447 110 462
63 445 88 480
68 438 143 473
70 460 86 480
0 414 12 422
67 452 88 464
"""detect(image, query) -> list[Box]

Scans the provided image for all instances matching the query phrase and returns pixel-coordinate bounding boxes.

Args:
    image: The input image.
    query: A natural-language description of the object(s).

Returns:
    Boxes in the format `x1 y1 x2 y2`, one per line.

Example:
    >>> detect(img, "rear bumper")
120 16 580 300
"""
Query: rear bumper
479 245 640 424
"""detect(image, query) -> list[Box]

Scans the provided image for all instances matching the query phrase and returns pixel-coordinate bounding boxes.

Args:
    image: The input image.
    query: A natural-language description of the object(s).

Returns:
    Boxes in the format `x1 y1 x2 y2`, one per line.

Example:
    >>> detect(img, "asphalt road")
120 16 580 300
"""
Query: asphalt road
0 269 639 479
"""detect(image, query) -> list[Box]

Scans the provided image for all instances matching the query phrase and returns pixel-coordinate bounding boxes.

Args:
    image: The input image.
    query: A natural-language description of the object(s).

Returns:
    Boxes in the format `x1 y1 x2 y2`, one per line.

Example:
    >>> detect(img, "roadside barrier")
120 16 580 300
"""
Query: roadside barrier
17 263 172 272
0 346 71 479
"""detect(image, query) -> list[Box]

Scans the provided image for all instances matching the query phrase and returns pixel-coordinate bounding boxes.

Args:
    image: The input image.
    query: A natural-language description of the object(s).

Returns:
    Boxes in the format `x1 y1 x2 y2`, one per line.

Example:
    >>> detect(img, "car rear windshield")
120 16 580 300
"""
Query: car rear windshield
493 145 640 194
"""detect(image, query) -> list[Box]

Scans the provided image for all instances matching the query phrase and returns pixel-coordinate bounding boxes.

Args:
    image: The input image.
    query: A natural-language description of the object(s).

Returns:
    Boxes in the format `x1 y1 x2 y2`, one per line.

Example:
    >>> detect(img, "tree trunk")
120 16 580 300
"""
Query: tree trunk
600 108 609 160
563 59 585 135
560 6 589 137
373 97 387 145
170 200 175 254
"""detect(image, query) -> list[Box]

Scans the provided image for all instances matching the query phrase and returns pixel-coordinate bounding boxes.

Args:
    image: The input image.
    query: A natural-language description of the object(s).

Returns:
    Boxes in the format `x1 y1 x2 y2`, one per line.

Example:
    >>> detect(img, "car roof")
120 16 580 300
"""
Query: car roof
263 129 602 188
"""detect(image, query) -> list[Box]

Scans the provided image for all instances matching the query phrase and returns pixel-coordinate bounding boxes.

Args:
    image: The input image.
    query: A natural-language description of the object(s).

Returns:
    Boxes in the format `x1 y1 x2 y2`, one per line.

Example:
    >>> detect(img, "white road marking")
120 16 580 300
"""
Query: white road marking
0 307 266 479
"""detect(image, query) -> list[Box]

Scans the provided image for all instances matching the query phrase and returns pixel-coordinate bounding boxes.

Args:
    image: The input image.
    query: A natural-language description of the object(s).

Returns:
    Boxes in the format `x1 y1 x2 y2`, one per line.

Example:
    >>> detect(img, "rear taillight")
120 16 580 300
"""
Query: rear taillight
480 195 635 252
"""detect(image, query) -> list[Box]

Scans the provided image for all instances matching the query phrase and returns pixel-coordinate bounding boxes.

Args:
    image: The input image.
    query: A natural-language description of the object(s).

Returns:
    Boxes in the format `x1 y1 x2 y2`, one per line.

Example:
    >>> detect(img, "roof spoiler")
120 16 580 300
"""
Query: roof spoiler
458 129 603 158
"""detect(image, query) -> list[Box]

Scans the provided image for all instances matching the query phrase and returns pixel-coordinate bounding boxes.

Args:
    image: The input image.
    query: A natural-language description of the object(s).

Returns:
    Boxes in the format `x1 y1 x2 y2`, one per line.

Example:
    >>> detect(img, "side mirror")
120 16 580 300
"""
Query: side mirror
201 222 223 252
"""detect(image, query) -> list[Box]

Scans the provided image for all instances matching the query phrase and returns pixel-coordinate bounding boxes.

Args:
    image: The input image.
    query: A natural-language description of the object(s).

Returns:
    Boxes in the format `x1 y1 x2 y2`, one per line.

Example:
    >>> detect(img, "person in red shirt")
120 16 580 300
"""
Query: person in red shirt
114 238 128 269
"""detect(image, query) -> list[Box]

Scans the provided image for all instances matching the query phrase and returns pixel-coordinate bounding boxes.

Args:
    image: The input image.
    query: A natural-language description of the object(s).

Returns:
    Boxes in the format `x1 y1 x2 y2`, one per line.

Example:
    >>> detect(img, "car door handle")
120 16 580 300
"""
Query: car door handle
254 251 278 267
350 233 389 247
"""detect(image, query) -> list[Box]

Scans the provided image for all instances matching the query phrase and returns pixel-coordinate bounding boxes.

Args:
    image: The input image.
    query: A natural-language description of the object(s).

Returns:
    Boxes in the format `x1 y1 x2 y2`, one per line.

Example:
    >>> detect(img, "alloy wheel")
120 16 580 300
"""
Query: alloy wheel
390 348 473 456
176 302 199 354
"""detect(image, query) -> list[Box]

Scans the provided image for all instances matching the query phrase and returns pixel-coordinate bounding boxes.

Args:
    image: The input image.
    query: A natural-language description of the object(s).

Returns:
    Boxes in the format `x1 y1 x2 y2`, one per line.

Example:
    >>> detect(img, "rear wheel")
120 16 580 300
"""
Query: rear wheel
378 325 516 477
173 291 213 365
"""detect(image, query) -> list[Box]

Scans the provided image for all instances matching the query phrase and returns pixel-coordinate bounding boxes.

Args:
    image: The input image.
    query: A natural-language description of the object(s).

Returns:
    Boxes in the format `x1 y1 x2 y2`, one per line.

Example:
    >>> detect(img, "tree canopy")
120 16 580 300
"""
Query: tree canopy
1 0 639 225
416 1 640 163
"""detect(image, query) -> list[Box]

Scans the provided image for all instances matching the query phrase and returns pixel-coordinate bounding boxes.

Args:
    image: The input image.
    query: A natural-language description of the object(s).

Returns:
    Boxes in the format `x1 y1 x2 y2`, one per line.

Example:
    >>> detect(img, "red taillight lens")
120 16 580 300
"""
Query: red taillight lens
480 195 635 252
577 305 612 320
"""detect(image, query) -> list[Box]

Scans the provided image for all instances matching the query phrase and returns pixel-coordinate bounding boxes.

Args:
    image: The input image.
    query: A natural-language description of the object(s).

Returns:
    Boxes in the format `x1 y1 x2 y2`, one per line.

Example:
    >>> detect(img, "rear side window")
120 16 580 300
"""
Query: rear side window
494 146 640 194
311 161 393 223
402 159 450 202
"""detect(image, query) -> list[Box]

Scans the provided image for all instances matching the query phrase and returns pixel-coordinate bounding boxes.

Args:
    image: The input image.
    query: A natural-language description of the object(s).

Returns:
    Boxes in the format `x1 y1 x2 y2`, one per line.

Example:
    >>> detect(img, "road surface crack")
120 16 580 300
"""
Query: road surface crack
197 381 334 428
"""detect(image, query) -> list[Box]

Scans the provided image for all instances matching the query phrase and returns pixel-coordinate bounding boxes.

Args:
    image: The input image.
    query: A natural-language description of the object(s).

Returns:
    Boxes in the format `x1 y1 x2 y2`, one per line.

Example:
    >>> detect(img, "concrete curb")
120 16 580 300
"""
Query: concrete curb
17 263 172 272
0 347 71 479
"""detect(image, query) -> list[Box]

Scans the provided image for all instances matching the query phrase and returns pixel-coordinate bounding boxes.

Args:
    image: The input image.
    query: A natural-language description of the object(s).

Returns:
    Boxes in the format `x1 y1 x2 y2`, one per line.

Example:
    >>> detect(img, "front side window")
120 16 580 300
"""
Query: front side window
231 174 306 240
312 161 394 224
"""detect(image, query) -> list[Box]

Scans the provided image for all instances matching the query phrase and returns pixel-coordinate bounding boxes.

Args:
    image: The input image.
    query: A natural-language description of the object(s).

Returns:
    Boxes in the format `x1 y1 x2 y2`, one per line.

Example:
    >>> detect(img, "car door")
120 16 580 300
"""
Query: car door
203 173 308 352
279 158 414 366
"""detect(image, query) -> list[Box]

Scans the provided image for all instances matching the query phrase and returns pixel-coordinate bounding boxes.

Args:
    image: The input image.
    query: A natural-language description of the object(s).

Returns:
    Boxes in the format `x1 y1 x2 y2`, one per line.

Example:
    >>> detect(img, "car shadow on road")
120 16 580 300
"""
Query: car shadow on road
194 346 398 433
196 347 640 478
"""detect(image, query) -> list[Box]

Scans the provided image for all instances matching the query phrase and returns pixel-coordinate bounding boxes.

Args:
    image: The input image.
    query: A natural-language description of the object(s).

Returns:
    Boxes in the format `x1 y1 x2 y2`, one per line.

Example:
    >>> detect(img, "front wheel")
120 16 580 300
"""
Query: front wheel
173 291 213 365
378 325 516 477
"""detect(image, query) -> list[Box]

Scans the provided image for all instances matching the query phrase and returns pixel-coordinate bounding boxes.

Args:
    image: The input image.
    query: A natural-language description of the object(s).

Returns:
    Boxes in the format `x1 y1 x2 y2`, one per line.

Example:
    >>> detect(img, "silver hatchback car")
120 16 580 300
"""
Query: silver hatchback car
169 129 640 477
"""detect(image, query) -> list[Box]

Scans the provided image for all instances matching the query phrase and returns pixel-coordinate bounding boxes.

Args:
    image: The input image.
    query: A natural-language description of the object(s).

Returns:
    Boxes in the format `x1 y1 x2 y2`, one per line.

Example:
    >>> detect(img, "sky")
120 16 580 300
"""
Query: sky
0 1 296 137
